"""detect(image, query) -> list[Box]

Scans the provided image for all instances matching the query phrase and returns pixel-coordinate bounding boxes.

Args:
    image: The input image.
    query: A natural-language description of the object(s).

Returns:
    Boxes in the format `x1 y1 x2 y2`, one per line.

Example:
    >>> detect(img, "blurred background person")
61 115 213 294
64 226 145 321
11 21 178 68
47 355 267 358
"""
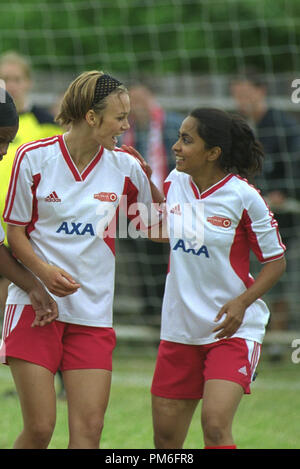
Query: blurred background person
230 67 300 359
122 84 184 191
118 84 184 318
0 51 61 315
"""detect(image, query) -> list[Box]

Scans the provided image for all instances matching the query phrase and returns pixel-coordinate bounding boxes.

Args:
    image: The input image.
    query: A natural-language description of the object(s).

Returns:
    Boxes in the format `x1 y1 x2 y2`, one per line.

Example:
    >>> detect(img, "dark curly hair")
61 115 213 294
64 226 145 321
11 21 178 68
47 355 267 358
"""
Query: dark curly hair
189 108 264 179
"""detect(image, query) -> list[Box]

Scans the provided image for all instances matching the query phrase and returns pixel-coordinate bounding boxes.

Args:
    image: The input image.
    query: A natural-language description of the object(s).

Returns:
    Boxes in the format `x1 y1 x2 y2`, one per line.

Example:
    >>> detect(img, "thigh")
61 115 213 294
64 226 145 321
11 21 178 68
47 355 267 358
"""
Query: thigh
63 369 112 428
152 395 199 448
201 379 244 426
8 358 56 427
151 341 202 447
60 325 115 442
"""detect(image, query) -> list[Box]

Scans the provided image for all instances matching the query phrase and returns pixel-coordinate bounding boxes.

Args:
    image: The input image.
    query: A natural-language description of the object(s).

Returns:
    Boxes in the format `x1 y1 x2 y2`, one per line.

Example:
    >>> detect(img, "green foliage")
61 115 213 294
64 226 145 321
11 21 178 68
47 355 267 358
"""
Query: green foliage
0 0 299 74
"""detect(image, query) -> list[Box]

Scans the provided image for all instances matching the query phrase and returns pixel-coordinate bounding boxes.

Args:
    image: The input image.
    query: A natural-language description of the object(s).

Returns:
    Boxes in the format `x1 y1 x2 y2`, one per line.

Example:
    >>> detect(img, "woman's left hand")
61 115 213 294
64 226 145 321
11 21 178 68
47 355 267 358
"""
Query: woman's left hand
121 144 152 180
212 298 246 339
29 282 59 327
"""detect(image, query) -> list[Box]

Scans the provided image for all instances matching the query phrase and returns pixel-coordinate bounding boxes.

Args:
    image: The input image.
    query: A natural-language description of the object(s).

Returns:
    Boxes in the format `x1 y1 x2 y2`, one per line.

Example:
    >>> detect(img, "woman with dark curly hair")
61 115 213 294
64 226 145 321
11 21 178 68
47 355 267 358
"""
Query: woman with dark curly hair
148 108 286 449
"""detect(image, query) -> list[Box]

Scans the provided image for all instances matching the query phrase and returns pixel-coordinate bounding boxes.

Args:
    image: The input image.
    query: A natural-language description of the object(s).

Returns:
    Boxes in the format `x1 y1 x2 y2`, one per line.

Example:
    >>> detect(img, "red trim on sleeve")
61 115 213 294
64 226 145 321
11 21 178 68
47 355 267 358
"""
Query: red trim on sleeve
229 211 254 288
235 174 286 253
242 207 286 262
102 215 117 256
3 220 28 226
4 137 58 223
240 209 265 263
163 181 172 199
261 253 285 263
101 175 140 256
26 173 41 238
4 147 28 222
230 208 286 288
123 175 139 220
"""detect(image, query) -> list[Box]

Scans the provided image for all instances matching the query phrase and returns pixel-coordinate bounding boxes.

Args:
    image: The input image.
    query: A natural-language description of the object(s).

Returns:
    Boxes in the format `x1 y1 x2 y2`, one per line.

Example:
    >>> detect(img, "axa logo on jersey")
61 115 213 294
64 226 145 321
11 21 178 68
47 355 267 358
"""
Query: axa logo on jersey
173 239 209 258
56 222 95 236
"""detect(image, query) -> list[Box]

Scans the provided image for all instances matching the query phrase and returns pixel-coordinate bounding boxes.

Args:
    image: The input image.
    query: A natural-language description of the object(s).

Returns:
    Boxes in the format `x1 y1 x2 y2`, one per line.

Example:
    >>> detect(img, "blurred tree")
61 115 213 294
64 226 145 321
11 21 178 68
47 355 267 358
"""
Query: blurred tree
0 0 299 74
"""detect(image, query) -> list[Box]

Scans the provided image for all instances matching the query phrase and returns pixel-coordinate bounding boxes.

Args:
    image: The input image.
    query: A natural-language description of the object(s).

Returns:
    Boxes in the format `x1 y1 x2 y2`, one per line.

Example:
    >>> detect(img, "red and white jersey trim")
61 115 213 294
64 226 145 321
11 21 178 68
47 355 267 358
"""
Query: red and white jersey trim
1 304 22 340
58 134 104 182
160 169 286 345
4 136 59 223
3 135 154 327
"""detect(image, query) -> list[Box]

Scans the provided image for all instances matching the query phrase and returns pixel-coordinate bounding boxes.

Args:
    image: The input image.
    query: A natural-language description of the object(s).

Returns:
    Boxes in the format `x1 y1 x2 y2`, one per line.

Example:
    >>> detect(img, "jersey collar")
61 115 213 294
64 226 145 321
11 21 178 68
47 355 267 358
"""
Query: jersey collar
58 134 104 182
190 173 234 199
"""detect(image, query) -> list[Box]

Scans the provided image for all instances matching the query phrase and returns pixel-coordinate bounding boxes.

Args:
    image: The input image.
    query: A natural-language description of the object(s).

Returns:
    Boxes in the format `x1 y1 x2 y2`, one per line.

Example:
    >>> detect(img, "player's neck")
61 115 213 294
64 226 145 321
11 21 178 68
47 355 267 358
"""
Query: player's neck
191 168 229 194
63 129 101 171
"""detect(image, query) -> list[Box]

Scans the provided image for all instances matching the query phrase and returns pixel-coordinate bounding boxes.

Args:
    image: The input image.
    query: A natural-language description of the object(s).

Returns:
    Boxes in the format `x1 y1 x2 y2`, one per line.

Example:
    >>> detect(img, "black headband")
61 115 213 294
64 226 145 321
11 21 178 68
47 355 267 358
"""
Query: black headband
92 74 123 106
0 88 19 127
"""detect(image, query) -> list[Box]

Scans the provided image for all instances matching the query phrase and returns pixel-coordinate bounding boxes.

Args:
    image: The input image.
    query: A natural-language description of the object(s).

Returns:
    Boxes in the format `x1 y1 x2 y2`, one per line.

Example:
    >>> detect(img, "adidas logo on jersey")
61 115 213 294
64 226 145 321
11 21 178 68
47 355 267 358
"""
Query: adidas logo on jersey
170 204 181 215
238 366 248 376
45 191 61 202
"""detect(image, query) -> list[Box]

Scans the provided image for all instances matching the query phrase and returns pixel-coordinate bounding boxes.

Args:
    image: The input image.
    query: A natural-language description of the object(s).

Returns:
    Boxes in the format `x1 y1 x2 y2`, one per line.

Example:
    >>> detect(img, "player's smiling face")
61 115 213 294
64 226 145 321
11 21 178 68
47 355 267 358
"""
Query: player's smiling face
0 125 18 160
94 92 130 150
172 116 215 176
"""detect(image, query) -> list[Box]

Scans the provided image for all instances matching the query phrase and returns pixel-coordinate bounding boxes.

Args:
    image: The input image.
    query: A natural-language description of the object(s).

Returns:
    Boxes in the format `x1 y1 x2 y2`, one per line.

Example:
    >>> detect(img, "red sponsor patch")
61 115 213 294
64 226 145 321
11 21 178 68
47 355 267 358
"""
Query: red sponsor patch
94 192 118 202
207 216 231 228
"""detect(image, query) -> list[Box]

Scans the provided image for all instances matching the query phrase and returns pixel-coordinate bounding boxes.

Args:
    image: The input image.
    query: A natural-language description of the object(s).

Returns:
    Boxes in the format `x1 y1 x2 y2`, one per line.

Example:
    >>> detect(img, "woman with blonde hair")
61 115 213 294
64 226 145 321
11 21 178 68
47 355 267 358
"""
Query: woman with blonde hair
2 70 157 449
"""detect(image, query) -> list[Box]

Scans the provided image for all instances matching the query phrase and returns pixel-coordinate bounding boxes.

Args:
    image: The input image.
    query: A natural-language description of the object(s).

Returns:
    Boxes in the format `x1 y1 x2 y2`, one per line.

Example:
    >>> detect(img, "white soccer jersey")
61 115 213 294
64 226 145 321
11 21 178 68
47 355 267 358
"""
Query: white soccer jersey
3 134 154 327
161 170 286 345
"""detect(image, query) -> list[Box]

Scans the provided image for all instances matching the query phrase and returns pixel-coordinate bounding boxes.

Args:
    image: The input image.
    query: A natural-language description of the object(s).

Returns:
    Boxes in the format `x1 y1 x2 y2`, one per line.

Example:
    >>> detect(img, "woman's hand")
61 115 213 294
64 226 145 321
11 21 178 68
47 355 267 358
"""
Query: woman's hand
29 281 59 327
212 298 246 339
212 257 286 339
38 264 81 298
121 144 152 180
7 224 80 298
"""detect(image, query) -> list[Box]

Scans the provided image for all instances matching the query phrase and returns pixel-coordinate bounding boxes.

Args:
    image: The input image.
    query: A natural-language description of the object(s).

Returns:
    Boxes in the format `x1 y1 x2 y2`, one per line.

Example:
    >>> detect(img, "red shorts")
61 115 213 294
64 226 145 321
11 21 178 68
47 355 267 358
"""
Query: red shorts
151 338 261 399
0 305 116 374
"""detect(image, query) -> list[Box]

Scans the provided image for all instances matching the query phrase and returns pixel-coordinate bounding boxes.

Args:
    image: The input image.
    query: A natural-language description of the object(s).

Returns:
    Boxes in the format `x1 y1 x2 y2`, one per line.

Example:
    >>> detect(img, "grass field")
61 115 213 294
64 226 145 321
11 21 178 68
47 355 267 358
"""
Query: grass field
0 342 299 450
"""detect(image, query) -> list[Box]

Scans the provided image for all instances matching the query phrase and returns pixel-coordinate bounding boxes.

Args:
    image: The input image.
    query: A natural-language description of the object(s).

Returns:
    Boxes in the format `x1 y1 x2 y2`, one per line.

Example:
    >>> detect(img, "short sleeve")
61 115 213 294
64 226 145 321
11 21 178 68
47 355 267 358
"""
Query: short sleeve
242 187 286 263
3 149 34 226
125 158 160 230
